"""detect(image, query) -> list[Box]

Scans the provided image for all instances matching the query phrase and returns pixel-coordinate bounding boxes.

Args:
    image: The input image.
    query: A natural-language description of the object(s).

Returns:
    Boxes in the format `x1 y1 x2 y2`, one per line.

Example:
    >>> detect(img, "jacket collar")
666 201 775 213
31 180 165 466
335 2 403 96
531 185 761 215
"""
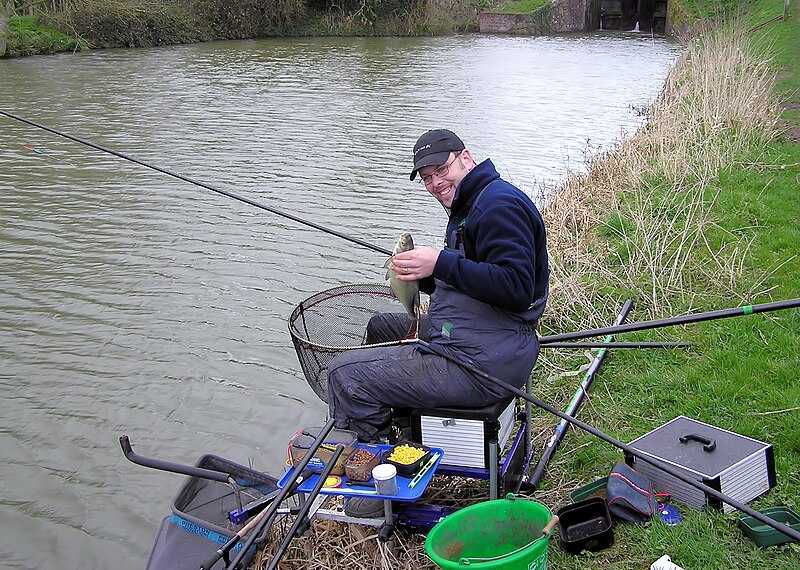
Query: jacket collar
450 159 500 219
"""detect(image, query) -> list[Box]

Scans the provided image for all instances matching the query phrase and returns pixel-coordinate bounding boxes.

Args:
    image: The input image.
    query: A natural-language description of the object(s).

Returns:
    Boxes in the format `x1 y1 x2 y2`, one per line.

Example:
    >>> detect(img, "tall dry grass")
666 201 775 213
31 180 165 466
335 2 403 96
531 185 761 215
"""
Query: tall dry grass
540 20 780 335
253 21 782 570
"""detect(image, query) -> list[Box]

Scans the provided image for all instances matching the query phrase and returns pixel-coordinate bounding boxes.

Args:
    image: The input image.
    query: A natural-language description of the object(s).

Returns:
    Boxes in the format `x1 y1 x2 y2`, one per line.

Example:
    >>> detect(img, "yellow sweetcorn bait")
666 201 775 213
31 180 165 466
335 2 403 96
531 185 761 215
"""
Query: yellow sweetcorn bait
387 445 426 465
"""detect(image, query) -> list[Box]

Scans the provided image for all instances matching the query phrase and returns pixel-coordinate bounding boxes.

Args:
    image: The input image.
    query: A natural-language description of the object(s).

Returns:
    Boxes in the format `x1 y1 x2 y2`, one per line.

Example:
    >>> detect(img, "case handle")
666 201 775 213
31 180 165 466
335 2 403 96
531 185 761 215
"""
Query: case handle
679 433 716 452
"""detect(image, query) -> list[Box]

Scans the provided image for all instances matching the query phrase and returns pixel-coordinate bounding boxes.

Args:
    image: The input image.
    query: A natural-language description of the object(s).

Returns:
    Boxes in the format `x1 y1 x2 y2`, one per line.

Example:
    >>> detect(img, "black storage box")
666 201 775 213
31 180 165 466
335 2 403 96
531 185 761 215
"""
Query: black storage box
557 497 614 553
288 427 358 475
626 416 776 512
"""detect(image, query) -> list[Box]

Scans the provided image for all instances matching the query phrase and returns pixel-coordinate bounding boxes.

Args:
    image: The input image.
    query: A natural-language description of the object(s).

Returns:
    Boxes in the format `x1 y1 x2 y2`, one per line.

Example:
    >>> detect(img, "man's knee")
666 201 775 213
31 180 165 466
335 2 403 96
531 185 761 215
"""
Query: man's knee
365 313 412 344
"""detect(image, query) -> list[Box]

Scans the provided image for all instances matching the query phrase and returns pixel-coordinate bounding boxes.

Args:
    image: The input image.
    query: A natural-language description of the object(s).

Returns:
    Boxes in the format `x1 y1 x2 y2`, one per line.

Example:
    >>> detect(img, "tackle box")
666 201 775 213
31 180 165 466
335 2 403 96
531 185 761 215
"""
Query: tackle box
625 416 776 513
410 397 516 469
288 427 358 476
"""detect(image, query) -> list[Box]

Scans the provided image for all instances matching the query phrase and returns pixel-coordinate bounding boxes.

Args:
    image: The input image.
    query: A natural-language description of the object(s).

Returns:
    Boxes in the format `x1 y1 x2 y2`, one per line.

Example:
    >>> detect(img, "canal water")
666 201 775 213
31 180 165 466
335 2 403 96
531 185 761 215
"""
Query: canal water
0 33 678 569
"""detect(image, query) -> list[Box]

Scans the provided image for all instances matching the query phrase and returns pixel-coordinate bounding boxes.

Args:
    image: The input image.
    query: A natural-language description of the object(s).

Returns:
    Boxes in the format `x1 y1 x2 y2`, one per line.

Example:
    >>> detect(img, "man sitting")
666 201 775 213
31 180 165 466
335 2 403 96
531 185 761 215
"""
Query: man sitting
328 129 549 445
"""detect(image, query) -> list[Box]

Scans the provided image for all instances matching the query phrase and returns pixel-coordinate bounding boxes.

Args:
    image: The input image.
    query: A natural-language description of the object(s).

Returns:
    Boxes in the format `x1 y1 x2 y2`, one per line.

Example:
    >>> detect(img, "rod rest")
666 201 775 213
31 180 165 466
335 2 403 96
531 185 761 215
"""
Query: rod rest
119 435 231 483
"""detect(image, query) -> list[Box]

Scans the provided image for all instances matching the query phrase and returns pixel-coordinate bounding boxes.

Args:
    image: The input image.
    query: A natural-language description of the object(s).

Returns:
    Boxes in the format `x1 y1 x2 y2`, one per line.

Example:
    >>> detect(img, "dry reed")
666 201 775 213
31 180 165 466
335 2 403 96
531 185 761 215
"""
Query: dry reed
540 19 780 335
254 21 782 570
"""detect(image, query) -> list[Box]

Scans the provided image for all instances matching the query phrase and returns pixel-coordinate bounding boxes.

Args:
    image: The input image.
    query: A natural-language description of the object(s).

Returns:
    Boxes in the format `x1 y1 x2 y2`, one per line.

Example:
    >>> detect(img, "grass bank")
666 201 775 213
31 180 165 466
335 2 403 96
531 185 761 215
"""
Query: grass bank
536 1 800 568
252 1 799 569
2 14 83 57
493 0 549 15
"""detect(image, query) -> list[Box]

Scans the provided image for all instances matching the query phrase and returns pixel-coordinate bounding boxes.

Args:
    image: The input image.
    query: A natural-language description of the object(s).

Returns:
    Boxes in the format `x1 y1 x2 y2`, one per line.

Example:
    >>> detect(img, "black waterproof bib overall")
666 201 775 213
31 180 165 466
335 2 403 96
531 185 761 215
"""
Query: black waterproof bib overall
327 182 541 442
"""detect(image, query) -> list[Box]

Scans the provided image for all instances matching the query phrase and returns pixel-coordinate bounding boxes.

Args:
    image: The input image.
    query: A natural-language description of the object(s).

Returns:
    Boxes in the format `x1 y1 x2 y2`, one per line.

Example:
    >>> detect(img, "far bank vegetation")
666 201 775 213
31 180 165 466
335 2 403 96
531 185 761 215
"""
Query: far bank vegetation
2 0 485 56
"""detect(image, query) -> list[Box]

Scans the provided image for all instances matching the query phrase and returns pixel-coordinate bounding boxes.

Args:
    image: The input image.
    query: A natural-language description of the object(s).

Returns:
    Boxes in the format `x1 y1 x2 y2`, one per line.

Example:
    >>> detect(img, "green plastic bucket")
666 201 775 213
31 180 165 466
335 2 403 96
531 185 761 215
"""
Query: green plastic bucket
425 495 554 570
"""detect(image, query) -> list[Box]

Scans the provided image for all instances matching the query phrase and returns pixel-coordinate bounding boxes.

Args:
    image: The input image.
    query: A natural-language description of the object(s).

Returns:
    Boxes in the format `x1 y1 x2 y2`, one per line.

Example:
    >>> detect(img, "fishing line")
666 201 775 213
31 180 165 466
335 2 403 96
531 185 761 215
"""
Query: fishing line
0 110 392 257
4 111 799 341
414 338 800 542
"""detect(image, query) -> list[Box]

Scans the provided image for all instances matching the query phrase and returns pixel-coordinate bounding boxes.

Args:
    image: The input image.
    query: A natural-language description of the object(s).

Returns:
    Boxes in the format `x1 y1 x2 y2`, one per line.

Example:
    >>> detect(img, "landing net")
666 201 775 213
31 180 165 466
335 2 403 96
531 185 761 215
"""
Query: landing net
288 284 409 403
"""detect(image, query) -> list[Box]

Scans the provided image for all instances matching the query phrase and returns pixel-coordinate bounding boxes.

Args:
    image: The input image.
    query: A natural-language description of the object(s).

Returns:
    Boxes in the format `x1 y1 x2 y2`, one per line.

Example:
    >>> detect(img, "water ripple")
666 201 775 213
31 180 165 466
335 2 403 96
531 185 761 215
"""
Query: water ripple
0 33 678 569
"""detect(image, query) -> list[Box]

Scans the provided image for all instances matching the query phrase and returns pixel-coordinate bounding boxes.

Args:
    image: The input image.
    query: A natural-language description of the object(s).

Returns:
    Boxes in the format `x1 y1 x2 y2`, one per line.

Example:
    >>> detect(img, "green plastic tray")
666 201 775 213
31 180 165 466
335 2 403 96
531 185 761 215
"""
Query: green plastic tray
738 506 800 547
569 477 608 503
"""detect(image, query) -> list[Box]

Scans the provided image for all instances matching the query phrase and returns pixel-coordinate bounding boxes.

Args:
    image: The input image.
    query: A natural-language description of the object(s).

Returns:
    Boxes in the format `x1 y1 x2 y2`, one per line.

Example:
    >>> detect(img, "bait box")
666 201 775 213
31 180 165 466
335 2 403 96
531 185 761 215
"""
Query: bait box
625 416 776 513
384 442 432 478
343 444 382 482
410 397 516 469
738 506 800 547
557 497 614 554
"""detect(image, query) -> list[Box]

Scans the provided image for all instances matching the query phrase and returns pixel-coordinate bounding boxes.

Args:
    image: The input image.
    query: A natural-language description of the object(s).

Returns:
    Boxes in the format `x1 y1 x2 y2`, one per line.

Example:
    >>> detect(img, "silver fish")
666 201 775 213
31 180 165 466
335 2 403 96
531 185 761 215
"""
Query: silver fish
385 232 420 319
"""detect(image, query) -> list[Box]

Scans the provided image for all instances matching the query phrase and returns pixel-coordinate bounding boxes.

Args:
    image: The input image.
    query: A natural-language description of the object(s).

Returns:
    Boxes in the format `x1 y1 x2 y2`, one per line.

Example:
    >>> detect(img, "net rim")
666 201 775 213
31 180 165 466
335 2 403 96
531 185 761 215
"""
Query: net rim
288 283 408 351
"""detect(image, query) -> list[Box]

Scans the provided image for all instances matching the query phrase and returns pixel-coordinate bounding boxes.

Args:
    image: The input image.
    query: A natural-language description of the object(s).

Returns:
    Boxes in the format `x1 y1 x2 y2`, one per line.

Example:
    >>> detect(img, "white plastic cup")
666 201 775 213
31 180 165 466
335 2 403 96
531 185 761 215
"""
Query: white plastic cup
650 555 684 570
372 464 398 495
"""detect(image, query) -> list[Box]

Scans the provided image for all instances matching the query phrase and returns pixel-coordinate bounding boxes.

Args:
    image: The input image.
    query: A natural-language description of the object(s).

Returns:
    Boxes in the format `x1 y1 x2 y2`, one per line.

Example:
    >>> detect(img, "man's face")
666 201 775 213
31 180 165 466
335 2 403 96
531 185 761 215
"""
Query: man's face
418 150 471 208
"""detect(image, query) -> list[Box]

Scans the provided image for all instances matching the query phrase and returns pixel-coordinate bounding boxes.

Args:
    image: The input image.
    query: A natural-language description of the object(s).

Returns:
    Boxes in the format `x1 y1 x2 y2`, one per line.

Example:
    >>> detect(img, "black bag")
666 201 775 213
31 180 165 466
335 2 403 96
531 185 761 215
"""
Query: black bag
606 463 657 523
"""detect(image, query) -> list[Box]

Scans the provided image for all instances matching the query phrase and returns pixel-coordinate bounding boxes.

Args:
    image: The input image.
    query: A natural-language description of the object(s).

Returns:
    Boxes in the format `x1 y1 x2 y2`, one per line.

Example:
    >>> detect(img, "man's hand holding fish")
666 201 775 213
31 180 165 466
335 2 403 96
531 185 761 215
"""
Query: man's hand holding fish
391 246 441 281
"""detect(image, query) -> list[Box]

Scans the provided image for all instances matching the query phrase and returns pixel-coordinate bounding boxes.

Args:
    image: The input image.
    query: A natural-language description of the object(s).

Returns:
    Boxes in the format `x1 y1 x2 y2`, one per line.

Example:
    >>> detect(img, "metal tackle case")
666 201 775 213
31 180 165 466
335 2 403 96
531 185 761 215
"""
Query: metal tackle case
410 397 517 470
625 416 776 512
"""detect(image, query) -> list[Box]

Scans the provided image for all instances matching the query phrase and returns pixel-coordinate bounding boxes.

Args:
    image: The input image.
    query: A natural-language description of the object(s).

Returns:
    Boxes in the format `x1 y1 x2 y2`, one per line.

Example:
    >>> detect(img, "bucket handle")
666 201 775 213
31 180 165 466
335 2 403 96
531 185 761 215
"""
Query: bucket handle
458 515 559 566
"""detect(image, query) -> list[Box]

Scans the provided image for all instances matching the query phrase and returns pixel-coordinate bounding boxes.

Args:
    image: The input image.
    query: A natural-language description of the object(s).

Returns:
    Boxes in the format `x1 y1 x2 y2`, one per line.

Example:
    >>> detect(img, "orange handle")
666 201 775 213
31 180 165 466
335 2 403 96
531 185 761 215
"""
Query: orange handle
541 515 559 536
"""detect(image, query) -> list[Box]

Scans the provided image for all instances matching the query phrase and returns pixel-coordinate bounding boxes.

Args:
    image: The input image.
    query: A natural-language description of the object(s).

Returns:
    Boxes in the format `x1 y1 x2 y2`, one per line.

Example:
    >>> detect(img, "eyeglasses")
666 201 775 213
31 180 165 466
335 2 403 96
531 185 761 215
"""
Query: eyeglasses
419 151 462 186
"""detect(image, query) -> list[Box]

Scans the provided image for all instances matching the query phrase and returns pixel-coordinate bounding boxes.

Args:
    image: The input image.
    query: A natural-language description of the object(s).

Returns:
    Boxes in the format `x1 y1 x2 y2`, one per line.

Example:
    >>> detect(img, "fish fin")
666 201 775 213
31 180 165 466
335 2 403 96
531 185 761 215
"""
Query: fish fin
383 257 392 280
413 295 421 338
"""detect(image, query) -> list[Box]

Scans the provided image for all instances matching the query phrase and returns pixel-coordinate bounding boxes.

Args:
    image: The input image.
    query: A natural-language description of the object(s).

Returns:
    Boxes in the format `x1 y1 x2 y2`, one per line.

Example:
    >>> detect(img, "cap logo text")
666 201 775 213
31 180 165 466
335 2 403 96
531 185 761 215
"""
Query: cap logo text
414 144 431 157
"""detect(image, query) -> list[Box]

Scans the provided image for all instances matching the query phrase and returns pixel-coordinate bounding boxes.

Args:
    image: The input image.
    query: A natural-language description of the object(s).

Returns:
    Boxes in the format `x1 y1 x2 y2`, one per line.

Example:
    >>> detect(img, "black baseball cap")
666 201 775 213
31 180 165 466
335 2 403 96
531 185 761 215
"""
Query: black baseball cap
409 129 465 181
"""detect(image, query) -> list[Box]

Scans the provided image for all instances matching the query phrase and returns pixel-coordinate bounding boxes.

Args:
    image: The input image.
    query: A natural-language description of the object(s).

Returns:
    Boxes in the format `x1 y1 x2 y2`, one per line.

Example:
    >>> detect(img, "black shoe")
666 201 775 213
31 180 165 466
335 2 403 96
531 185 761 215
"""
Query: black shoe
344 497 385 518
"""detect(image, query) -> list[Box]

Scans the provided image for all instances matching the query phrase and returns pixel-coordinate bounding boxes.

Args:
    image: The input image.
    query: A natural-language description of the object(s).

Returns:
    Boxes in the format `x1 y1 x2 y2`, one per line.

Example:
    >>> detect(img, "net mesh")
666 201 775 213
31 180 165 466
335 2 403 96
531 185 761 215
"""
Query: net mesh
288 283 409 403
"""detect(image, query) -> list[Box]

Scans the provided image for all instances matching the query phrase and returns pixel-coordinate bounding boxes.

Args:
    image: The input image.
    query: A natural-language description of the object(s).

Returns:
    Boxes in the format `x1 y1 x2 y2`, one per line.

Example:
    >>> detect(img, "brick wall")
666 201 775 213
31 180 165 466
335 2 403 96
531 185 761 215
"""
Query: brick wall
550 0 592 32
479 0 596 35
478 3 554 34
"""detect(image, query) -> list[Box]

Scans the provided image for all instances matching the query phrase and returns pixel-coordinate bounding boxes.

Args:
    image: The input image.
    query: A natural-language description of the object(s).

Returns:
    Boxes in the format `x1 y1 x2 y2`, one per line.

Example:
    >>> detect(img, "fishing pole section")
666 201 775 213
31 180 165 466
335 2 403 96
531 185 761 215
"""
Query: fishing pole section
12 108 800 558
0 110 392 257
414 336 800 542
528 299 634 489
120 420 338 570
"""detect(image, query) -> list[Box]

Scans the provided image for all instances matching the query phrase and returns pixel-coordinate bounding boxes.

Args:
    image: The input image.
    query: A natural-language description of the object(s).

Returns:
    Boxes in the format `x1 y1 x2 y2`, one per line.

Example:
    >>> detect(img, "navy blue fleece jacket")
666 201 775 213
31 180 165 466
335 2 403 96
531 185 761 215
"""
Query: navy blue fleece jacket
431 159 548 316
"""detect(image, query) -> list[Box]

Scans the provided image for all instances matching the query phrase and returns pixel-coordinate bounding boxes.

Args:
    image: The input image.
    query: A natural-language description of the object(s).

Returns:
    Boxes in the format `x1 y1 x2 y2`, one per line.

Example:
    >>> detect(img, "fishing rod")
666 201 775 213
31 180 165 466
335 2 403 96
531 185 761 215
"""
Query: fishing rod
6 110 799 345
539 298 800 344
415 338 800 542
0 110 393 257
225 427 341 570
541 340 691 349
201 419 337 570
529 299 633 489
263 445 345 570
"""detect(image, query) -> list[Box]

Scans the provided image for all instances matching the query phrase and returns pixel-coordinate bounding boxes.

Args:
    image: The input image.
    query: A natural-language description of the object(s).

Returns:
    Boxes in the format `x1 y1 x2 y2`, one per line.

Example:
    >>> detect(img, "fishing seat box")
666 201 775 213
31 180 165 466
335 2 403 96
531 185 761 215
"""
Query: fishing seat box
408 397 517 470
625 416 776 513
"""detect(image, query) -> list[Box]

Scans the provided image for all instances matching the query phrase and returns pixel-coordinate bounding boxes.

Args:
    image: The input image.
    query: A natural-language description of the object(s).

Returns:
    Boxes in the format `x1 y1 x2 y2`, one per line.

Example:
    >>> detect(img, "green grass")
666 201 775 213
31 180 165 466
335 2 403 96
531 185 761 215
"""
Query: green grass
536 1 800 567
682 0 754 19
494 0 548 15
5 15 82 57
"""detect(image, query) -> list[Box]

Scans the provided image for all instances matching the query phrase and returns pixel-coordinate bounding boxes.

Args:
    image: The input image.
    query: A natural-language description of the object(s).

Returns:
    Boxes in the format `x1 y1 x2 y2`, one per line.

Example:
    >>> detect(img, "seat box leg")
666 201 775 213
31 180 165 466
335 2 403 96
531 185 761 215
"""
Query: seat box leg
489 440 499 500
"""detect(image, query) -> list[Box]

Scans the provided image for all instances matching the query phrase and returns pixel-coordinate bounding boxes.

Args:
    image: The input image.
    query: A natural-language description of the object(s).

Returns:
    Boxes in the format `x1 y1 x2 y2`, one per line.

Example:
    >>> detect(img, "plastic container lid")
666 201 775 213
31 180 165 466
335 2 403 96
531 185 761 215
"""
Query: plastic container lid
372 464 397 481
